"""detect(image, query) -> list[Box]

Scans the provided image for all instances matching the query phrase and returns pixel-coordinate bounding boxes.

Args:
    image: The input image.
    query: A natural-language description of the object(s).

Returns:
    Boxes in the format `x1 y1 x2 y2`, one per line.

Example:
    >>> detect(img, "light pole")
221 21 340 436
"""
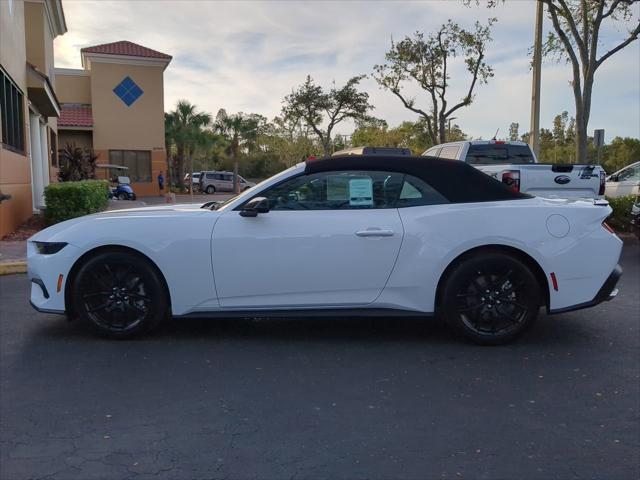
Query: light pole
529 0 544 158
447 117 457 139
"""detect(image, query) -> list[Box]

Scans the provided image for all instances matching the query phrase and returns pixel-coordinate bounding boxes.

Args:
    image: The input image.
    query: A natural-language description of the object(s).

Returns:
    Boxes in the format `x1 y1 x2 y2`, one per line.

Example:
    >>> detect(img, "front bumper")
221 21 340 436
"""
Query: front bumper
549 264 622 314
28 242 81 314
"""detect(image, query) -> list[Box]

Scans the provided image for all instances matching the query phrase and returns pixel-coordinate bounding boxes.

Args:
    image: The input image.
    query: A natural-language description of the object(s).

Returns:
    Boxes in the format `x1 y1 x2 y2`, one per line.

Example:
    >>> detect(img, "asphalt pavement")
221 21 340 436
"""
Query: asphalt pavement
1 240 638 480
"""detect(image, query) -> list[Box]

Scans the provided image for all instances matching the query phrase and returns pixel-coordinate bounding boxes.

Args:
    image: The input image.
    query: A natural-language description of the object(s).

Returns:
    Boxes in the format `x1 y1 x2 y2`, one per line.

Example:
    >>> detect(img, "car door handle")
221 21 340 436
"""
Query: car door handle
355 228 395 237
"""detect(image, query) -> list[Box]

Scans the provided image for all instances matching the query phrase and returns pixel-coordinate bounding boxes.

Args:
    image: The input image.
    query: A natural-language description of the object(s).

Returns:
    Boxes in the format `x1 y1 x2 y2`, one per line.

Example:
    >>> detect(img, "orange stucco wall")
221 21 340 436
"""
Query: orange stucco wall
55 72 91 104
0 148 33 238
93 148 167 196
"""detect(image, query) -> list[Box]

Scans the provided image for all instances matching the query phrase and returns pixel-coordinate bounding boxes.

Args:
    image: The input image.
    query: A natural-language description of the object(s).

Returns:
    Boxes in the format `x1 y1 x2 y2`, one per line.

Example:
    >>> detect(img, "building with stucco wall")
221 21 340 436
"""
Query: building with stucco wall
56 41 172 197
0 0 66 237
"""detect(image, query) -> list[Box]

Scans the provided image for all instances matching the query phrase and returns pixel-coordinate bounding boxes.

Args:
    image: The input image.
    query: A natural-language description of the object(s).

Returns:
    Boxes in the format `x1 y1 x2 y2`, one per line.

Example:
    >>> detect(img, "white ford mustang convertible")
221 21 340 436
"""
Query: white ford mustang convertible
28 155 623 344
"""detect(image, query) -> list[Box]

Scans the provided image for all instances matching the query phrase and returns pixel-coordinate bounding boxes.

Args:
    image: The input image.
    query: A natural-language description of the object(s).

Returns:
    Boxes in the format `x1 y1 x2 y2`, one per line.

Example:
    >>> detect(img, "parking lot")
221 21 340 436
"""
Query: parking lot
1 240 638 479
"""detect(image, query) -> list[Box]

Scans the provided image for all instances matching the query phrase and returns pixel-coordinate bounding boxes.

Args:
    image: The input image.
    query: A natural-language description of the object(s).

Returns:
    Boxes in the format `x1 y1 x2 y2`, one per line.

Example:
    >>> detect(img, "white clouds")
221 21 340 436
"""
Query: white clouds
55 0 640 139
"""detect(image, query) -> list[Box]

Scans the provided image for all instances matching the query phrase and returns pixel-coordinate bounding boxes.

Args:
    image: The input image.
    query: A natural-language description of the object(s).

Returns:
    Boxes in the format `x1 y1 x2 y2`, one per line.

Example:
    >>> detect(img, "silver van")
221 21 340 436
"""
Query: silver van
199 171 255 194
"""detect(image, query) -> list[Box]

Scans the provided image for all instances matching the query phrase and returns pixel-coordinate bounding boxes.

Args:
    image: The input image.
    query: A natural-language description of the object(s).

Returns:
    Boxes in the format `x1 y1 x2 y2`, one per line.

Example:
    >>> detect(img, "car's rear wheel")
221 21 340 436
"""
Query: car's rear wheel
71 250 168 338
440 252 541 345
118 192 127 200
206 185 215 194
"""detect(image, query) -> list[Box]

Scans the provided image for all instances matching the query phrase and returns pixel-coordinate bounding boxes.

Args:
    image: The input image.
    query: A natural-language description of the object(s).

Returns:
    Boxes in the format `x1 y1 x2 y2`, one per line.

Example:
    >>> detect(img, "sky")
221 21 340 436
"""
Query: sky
54 0 640 141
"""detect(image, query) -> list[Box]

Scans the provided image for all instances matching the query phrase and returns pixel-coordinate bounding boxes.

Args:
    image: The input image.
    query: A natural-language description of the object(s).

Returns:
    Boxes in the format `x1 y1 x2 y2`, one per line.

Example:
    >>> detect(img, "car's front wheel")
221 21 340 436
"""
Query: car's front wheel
206 185 215 194
439 252 541 345
71 250 168 338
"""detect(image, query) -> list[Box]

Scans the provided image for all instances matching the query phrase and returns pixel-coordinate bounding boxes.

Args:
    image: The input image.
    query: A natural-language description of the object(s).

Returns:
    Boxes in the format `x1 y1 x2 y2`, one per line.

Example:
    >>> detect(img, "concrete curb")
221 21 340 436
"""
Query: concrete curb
0 261 27 275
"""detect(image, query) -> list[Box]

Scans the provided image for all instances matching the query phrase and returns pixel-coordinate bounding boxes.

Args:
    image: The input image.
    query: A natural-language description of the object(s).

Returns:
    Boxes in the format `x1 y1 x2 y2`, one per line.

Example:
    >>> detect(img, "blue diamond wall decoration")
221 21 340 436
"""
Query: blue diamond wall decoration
113 76 144 107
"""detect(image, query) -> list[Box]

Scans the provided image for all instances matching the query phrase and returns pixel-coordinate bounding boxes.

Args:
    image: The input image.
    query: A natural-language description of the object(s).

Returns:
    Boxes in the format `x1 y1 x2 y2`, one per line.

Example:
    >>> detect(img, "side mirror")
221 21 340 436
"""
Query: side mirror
608 174 618 182
240 197 270 217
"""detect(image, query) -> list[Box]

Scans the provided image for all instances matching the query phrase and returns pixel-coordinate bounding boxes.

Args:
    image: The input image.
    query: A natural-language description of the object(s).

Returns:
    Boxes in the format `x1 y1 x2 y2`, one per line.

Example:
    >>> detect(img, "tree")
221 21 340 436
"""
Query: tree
373 19 496 145
261 115 317 167
552 111 569 144
602 136 640 172
215 109 266 193
509 122 520 141
57 143 98 182
165 100 212 188
282 75 374 157
541 0 639 163
468 0 640 163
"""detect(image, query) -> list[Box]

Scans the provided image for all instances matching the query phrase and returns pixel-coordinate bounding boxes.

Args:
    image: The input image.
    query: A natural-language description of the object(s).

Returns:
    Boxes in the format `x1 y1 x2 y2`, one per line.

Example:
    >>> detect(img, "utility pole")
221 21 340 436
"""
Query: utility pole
529 0 543 158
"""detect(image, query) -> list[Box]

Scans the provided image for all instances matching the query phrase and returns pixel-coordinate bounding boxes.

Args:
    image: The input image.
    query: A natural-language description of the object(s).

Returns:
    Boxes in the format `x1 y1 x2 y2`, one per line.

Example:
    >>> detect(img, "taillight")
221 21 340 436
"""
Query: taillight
602 222 615 234
599 170 606 196
502 170 521 193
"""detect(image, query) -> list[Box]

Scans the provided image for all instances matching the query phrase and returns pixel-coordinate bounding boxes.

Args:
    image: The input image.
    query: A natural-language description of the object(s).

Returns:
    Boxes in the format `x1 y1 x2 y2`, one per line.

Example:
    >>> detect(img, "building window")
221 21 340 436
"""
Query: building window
50 131 58 167
109 150 151 182
0 67 26 154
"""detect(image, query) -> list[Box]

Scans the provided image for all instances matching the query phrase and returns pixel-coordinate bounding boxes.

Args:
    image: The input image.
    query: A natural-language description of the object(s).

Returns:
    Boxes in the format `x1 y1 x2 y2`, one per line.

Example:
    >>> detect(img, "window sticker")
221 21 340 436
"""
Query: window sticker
349 178 373 206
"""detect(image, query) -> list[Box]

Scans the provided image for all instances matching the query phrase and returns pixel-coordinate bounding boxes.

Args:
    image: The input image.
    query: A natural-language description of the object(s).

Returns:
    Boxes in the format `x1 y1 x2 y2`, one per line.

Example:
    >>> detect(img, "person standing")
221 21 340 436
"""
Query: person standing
157 171 165 196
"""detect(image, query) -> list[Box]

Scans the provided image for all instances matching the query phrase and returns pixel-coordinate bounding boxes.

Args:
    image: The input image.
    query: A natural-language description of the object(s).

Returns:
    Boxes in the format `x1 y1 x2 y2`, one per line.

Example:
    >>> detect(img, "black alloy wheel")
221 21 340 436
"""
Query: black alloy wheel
71 250 168 338
440 252 541 345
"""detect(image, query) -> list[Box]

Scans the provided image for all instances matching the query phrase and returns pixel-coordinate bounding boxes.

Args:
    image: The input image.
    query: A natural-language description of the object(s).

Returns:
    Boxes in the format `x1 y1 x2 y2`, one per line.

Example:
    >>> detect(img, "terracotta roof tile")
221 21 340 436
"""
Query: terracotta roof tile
59 105 93 128
81 41 171 60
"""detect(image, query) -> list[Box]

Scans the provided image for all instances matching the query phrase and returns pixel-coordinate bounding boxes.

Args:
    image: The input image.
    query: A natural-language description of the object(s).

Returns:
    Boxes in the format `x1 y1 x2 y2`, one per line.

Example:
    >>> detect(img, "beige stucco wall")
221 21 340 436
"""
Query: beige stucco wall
89 60 167 195
90 62 166 151
0 0 33 237
1 0 27 89
55 72 91 104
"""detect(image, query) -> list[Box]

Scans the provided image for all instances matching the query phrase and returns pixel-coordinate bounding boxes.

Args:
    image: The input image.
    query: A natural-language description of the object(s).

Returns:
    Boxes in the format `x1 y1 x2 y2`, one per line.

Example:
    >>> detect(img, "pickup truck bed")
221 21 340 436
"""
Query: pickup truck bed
422 140 605 199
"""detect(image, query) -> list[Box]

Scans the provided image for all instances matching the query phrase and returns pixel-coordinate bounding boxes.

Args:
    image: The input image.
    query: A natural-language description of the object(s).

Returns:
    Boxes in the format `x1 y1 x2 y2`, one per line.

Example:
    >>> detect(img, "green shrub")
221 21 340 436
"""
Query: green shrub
605 195 636 233
44 180 110 225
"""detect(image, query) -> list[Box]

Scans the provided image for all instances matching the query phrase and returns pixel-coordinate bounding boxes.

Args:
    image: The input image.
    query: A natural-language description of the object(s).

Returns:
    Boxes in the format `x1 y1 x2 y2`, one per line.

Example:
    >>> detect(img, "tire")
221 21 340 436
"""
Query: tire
118 192 127 201
71 250 168 338
439 252 541 345
206 185 215 194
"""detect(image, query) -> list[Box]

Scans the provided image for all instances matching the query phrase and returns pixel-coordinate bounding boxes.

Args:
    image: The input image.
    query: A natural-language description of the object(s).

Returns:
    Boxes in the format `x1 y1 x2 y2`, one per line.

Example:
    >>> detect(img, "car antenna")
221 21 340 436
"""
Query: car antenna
491 128 499 141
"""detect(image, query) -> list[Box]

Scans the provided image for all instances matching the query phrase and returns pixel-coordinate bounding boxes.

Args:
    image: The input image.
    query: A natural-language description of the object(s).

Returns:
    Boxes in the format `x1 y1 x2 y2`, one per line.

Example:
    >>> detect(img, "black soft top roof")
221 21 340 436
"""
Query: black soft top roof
304 155 531 203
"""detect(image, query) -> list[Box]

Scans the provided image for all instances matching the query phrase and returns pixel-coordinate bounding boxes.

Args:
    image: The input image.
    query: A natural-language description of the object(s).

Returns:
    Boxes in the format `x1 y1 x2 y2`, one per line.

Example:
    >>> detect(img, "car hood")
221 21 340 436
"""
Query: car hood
30 203 217 243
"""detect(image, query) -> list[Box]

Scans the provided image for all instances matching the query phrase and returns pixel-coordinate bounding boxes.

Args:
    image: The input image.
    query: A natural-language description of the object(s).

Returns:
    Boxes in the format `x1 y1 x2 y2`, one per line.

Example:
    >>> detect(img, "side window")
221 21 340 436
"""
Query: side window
466 145 508 165
258 171 404 211
438 146 460 160
425 147 441 157
223 174 233 181
618 165 640 181
396 175 449 207
206 173 215 180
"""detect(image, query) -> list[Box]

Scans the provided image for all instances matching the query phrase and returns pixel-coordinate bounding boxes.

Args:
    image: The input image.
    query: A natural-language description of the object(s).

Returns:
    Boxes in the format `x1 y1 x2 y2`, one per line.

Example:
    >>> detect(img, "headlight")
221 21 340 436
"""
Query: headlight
33 241 68 255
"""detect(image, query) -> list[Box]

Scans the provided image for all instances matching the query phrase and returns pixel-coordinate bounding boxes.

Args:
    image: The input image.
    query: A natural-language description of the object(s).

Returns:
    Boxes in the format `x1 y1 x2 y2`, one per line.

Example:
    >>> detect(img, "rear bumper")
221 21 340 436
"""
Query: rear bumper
549 264 622 314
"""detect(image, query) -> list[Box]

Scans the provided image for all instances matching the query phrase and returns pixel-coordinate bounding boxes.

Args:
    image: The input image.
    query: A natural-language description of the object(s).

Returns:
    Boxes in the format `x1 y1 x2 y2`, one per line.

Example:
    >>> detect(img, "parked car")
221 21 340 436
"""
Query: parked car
28 154 622 345
199 170 255 194
184 172 201 188
630 196 640 239
605 161 640 198
422 140 606 199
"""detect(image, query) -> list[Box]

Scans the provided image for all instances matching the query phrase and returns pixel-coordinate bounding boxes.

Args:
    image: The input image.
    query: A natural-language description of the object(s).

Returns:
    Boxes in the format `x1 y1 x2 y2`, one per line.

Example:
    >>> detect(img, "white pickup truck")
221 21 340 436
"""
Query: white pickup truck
422 140 606 198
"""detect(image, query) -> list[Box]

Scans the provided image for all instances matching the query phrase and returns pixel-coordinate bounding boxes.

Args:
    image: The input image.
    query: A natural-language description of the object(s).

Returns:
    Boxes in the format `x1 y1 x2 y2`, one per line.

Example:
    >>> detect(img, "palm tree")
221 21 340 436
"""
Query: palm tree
214 109 265 193
165 100 212 188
